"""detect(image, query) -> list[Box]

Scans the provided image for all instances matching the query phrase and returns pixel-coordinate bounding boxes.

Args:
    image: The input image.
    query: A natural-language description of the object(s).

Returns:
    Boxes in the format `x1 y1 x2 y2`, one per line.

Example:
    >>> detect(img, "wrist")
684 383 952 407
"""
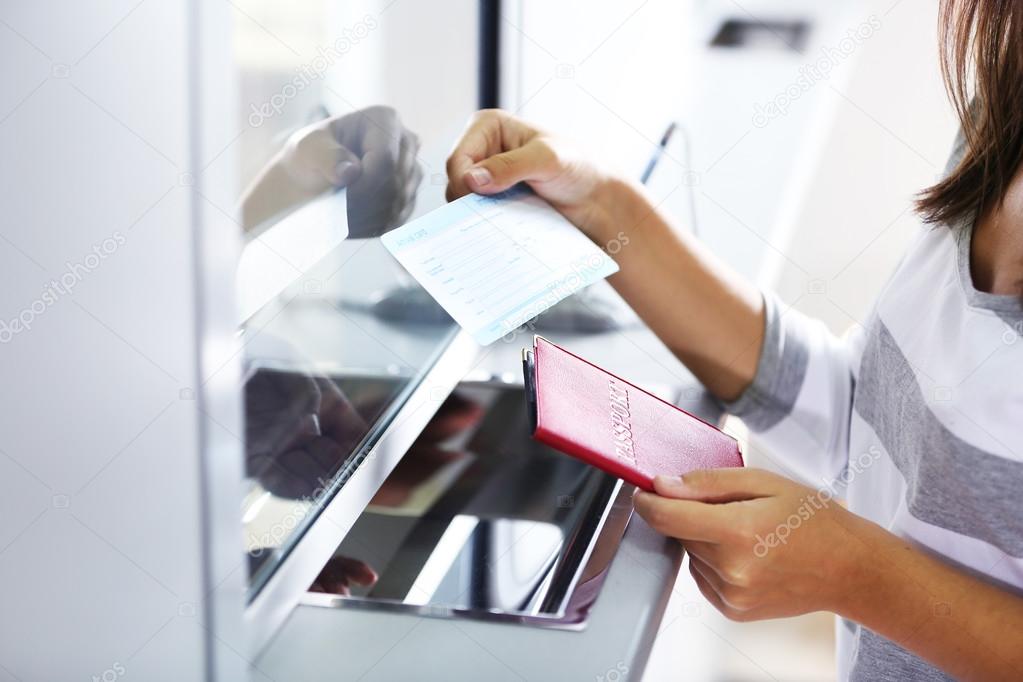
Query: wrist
580 174 647 246
828 513 899 622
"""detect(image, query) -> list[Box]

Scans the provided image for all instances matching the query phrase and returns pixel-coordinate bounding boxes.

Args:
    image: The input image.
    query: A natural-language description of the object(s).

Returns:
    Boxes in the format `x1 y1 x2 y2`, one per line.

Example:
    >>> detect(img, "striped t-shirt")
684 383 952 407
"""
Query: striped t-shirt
725 136 1023 680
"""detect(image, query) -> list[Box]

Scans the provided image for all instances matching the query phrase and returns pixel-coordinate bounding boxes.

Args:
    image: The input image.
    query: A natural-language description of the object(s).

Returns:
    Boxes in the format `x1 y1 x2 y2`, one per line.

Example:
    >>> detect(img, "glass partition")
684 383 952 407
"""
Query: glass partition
229 0 479 597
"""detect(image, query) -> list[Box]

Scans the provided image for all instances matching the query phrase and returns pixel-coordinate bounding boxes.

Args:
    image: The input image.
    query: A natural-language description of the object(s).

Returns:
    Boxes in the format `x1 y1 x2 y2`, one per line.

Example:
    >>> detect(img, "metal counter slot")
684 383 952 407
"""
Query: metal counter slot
402 515 562 612
300 383 633 629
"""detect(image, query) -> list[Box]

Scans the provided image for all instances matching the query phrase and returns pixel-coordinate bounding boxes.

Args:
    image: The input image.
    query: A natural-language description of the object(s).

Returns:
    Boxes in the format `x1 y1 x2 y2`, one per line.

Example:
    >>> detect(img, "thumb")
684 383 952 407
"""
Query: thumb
324 146 362 188
284 124 363 191
462 138 559 195
653 468 780 503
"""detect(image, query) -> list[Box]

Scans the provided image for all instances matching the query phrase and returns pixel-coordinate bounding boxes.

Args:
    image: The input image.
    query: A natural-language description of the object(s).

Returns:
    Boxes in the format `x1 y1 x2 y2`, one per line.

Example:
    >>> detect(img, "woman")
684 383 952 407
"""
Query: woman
445 1 1022 679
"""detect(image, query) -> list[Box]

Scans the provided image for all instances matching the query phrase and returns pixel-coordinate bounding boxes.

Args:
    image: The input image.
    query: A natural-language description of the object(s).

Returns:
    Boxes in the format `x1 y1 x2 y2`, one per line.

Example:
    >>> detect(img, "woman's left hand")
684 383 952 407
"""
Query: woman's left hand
633 468 879 621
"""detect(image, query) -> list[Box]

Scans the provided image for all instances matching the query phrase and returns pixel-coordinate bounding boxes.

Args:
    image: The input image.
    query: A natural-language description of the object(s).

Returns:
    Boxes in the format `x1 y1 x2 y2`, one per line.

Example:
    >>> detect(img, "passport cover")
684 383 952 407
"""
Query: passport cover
524 336 743 491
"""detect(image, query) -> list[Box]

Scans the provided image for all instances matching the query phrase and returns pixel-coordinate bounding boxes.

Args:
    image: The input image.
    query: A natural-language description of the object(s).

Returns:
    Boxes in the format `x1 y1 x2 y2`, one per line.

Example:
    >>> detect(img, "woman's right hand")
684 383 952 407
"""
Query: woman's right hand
445 110 614 239
446 110 766 406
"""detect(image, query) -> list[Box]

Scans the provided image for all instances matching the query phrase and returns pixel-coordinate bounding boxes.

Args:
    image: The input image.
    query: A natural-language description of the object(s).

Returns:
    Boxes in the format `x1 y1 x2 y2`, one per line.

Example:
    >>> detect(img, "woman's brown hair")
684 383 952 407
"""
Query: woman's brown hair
916 0 1023 226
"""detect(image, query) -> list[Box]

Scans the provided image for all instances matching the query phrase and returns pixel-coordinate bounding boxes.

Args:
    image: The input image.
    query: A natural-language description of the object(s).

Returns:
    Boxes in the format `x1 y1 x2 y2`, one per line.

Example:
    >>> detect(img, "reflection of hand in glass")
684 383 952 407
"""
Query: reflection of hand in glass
417 391 484 443
310 394 483 597
370 392 484 508
244 369 368 500
240 105 423 236
309 555 378 596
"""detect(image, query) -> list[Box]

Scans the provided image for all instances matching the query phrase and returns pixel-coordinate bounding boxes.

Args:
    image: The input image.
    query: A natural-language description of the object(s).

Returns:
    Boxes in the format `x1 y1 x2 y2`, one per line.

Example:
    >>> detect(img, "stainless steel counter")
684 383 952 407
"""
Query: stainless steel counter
256 283 724 681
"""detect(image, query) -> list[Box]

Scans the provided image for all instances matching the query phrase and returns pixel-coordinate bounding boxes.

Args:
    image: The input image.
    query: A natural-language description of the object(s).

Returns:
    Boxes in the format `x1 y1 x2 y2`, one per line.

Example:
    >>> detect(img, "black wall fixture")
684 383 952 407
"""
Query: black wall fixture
479 0 501 108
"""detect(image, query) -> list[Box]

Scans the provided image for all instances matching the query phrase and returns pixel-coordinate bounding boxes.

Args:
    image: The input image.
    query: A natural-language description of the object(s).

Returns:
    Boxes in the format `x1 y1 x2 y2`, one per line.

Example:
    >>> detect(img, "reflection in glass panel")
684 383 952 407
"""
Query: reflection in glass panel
230 0 478 596
308 385 623 622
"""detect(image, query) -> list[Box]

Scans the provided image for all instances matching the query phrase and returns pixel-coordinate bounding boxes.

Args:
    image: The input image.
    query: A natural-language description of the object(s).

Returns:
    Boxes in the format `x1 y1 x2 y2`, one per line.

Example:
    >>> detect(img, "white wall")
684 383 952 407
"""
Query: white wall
767 0 957 333
0 2 246 679
504 0 693 177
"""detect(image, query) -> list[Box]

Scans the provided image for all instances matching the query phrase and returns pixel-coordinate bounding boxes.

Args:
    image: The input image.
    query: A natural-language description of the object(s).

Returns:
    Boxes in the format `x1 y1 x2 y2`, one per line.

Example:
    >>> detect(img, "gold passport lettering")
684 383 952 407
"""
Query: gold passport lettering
608 379 637 464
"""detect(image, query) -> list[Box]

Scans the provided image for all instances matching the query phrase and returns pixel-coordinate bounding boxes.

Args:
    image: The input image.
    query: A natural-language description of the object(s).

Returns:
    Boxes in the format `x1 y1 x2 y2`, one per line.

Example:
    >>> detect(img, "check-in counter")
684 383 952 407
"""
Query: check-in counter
239 231 720 679
224 3 749 676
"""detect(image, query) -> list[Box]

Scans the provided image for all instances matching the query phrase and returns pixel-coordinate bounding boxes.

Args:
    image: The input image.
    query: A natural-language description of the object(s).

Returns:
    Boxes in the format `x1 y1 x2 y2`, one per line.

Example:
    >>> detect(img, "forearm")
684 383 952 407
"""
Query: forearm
585 177 764 401
841 522 1023 680
239 152 314 232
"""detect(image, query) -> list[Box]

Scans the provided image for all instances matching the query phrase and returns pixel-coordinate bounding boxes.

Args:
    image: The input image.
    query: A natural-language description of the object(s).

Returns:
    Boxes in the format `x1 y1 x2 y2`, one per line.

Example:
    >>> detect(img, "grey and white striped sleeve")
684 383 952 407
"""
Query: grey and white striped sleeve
721 290 858 483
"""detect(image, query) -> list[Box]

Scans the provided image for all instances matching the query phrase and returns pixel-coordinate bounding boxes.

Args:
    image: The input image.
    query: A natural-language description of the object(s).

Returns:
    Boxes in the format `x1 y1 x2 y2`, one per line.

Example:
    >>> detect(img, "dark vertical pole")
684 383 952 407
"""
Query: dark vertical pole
478 0 501 109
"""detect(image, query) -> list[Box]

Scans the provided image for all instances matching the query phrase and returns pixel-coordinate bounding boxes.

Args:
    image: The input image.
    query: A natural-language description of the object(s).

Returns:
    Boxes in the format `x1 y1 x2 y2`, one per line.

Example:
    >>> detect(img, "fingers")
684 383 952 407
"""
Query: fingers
689 558 730 615
688 557 754 622
341 105 401 160
633 491 735 542
681 539 721 565
327 105 410 196
445 111 503 201
335 557 378 586
688 554 727 596
310 557 378 595
653 468 786 504
287 124 362 190
395 126 420 185
329 147 362 188
394 127 423 222
347 147 405 236
462 138 560 195
445 110 549 201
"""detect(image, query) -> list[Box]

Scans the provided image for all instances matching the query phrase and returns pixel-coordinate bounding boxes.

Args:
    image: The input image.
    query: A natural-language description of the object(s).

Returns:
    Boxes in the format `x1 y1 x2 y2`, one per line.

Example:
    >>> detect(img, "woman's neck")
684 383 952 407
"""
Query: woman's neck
971 168 1023 297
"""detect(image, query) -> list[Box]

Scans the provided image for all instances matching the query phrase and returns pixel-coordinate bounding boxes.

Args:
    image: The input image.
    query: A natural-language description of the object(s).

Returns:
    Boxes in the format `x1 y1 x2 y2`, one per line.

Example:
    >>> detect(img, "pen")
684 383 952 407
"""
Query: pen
640 121 677 185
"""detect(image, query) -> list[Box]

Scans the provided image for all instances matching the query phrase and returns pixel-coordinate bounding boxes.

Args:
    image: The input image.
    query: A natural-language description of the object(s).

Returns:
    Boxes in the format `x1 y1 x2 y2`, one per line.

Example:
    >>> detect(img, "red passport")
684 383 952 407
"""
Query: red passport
523 336 743 491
